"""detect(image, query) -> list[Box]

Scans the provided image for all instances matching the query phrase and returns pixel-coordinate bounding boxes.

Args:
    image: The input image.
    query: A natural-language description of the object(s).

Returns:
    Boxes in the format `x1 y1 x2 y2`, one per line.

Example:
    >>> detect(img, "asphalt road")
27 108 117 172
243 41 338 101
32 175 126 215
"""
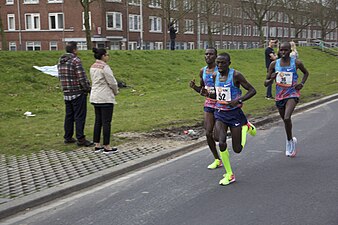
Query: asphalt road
3 99 338 225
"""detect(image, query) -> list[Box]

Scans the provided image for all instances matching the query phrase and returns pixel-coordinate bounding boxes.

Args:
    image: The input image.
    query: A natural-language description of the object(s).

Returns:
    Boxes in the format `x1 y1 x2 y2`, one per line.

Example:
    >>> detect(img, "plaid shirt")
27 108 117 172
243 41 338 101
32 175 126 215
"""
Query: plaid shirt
57 53 91 100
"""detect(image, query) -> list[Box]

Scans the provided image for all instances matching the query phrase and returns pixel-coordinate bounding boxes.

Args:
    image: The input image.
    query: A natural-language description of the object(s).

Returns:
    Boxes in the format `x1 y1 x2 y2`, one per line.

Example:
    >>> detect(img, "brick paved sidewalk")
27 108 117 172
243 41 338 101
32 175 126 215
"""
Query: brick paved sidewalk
0 138 198 205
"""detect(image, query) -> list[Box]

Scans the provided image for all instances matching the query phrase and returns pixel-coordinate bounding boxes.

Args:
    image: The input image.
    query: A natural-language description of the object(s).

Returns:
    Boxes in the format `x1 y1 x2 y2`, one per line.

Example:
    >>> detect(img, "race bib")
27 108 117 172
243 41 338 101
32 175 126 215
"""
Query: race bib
216 86 231 103
205 86 215 95
276 71 293 87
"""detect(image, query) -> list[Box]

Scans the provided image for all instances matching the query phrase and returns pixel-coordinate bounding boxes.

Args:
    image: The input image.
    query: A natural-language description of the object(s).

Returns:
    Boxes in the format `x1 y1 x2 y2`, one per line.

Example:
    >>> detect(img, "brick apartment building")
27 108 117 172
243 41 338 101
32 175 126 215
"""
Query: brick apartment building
0 0 337 51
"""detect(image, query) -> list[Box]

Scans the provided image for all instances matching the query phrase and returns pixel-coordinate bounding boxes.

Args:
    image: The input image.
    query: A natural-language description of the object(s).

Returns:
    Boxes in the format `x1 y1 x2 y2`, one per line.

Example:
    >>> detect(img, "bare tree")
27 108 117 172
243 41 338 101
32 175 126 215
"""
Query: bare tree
198 0 221 47
240 0 280 45
308 0 338 40
156 0 197 45
80 0 103 50
279 0 312 39
0 5 8 50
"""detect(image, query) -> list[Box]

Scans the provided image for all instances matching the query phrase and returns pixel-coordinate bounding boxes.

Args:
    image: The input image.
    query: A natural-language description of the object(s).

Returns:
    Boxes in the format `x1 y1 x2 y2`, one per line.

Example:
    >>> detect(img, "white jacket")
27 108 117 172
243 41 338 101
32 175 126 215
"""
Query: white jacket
90 60 119 104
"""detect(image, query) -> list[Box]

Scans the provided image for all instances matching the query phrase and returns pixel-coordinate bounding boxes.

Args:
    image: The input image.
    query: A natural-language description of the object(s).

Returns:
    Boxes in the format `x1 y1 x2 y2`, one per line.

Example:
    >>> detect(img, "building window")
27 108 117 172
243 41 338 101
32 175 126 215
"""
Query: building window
183 0 192 11
26 41 41 51
184 19 193 34
154 42 163 50
106 12 122 30
223 23 231 35
48 0 63 3
49 13 64 30
188 42 194 49
149 16 162 32
212 22 220 35
50 41 58 50
277 27 283 37
128 41 137 50
25 14 40 30
243 25 251 36
129 14 141 31
128 0 140 5
110 41 120 50
269 27 276 37
149 0 161 8
24 0 39 3
212 2 220 15
200 21 207 35
233 24 242 36
7 14 15 31
253 25 259 36
77 42 87 50
223 4 231 17
290 28 295 38
6 0 14 4
82 12 92 30
284 28 289 38
9 42 16 51
170 0 177 10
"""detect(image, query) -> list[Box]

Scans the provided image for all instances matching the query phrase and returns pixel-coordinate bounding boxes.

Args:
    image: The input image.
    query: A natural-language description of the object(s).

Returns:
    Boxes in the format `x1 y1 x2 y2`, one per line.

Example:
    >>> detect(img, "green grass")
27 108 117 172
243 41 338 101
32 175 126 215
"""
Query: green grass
0 47 337 155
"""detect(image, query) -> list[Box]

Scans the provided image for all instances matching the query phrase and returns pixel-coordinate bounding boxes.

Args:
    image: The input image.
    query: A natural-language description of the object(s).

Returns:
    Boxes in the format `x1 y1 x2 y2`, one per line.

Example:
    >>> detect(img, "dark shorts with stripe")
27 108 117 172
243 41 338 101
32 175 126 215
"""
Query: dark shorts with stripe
204 106 216 113
275 97 299 109
214 107 248 128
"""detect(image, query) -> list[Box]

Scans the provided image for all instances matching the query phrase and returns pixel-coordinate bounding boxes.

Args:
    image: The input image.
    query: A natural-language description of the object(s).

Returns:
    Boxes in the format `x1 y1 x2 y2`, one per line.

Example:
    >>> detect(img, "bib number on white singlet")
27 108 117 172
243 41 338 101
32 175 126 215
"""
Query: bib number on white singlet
276 71 293 87
216 86 231 103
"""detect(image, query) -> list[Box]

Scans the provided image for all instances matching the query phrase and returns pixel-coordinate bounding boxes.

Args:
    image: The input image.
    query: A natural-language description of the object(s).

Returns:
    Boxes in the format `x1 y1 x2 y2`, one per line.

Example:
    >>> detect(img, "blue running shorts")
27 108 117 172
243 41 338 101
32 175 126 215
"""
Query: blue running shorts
275 97 299 109
214 108 247 128
204 106 216 113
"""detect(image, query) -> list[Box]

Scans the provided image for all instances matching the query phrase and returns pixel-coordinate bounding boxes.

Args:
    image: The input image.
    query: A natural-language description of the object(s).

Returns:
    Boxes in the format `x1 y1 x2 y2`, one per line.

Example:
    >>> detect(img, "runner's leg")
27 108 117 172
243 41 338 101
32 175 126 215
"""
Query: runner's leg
204 111 219 160
215 120 233 176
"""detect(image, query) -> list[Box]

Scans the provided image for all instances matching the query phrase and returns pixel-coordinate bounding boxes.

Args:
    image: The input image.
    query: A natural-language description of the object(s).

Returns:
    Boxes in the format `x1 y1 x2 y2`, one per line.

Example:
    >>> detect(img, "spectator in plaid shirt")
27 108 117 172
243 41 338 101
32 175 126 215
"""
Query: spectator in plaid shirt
57 41 94 147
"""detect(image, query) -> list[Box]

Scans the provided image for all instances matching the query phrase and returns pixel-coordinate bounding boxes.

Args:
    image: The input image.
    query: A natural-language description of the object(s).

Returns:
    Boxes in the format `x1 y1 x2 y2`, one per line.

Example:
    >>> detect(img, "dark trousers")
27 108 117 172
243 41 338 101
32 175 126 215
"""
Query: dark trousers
170 39 176 50
266 84 273 98
266 68 273 98
93 105 114 145
64 94 87 141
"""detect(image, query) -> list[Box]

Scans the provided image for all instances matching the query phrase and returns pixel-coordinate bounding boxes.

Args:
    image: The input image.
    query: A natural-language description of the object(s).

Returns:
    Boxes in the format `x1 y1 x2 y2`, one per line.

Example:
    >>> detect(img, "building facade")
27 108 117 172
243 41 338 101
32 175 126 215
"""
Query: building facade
1 0 337 51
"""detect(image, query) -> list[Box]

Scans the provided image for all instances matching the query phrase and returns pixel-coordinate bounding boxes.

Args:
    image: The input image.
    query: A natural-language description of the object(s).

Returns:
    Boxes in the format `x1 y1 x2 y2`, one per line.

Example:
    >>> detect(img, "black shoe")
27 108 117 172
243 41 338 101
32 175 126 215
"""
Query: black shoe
77 139 94 147
64 138 76 144
102 147 118 154
94 146 104 153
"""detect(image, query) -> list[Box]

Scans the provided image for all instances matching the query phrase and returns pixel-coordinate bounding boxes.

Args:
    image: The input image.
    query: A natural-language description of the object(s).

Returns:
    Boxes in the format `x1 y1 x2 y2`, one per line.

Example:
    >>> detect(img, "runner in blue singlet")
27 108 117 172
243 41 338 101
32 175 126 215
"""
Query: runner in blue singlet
265 42 309 157
190 47 222 170
212 52 257 186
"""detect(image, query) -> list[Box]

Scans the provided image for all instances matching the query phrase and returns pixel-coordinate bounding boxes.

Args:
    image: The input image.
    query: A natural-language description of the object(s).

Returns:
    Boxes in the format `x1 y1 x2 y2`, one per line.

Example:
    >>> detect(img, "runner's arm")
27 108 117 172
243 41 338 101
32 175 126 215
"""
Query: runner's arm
189 68 204 94
233 71 256 105
264 61 277 87
295 60 309 90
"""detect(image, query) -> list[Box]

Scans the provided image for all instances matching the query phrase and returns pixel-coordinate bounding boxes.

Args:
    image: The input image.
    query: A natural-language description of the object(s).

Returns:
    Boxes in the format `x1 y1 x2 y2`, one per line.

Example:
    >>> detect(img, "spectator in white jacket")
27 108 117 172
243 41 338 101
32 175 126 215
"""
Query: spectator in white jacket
90 48 119 154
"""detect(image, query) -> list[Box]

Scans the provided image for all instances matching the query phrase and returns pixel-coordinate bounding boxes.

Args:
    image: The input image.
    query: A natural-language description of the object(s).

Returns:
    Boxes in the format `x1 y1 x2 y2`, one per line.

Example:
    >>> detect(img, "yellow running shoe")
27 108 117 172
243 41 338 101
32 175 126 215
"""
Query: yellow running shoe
247 121 257 136
219 173 236 186
207 159 222 170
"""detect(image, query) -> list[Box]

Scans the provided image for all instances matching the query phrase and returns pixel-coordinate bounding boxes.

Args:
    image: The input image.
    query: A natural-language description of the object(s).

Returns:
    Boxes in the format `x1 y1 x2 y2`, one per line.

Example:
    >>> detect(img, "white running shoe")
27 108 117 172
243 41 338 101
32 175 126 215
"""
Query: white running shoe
285 139 292 157
290 137 297 157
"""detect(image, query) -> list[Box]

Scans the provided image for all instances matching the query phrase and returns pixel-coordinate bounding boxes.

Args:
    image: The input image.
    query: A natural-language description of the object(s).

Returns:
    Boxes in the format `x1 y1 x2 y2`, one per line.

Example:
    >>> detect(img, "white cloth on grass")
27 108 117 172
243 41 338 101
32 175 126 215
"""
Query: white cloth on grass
33 65 58 77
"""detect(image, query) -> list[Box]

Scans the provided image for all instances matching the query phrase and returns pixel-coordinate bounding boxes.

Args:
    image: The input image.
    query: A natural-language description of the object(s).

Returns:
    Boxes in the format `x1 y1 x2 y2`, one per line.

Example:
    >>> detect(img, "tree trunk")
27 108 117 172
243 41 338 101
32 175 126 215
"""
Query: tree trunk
82 0 92 50
0 6 8 50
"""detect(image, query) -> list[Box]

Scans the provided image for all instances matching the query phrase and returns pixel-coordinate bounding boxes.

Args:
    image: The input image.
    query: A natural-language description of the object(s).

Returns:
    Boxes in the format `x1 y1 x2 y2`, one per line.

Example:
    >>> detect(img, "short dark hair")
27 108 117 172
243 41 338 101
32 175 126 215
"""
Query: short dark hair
66 41 77 53
207 47 217 56
92 48 107 60
218 52 231 61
